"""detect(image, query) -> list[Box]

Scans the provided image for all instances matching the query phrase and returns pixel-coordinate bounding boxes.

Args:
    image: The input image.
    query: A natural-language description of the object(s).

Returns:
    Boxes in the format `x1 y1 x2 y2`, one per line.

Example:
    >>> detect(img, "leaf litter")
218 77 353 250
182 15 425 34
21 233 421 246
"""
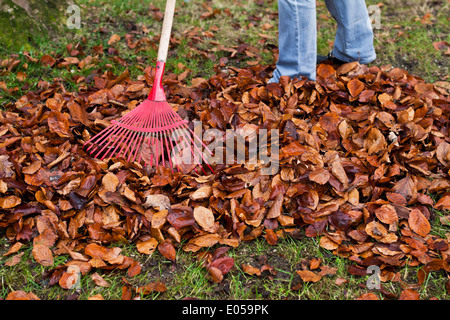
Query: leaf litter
1 42 450 300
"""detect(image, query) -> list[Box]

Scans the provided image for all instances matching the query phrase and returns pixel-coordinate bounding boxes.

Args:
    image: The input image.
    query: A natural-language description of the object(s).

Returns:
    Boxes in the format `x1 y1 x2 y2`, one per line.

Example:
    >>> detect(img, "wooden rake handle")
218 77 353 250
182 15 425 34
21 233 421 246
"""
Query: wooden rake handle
157 0 176 63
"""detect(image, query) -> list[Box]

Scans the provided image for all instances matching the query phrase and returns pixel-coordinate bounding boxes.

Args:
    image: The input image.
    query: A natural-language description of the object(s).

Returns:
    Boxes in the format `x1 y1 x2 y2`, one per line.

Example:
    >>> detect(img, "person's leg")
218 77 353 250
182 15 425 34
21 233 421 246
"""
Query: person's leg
324 0 376 64
270 0 317 82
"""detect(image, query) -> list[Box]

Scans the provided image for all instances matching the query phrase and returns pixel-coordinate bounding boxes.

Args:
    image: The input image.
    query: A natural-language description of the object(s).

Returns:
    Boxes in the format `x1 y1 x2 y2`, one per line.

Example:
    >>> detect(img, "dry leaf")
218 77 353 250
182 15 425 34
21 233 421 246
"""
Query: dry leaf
296 270 322 282
408 208 431 237
102 172 119 192
108 34 121 45
32 244 54 267
91 272 110 287
158 241 176 262
242 264 261 276
193 206 215 232
143 194 171 210
0 195 21 209
375 204 399 225
136 238 159 255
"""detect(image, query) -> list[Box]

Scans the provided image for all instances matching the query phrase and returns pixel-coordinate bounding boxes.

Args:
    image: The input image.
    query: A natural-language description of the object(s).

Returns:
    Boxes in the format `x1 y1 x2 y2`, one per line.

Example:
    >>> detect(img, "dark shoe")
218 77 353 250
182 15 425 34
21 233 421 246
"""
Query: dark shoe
317 52 346 65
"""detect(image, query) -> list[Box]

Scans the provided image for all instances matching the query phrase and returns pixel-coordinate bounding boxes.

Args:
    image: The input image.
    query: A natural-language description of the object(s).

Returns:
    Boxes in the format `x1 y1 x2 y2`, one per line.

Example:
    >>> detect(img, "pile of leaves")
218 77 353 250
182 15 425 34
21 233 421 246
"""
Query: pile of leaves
1 54 450 299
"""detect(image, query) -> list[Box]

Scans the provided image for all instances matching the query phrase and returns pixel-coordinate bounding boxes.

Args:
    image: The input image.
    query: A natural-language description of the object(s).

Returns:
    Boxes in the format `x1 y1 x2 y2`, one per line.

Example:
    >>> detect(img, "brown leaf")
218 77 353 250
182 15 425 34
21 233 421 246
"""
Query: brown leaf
136 238 158 255
22 160 42 175
210 256 234 275
296 270 322 282
32 244 54 267
242 264 261 276
399 289 420 300
143 194 171 210
59 265 80 289
190 186 213 201
357 293 379 300
319 236 339 250
408 208 431 237
267 193 283 219
47 111 70 137
264 228 278 245
375 204 399 225
136 281 167 295
0 195 21 209
364 127 387 155
310 258 321 270
91 272 110 287
347 79 365 97
108 34 121 45
158 241 176 262
102 172 119 192
436 142 450 167
151 210 169 229
365 221 388 240
309 168 330 185
392 174 417 203
5 252 24 266
193 206 215 232
40 55 56 67
6 290 40 300
127 260 142 277
67 100 91 126
3 242 24 256
84 243 110 259
208 266 224 283
317 64 336 78
183 234 220 252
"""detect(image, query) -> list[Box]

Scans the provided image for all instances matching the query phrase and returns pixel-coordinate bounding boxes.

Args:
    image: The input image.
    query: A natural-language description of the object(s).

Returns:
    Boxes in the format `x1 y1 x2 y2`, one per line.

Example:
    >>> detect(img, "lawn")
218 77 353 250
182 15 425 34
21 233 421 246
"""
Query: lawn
0 0 449 301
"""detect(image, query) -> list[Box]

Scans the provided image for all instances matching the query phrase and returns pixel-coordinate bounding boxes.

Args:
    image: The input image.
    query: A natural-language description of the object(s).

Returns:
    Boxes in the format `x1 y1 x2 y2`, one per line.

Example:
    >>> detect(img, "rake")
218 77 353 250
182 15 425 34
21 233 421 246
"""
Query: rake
84 0 213 174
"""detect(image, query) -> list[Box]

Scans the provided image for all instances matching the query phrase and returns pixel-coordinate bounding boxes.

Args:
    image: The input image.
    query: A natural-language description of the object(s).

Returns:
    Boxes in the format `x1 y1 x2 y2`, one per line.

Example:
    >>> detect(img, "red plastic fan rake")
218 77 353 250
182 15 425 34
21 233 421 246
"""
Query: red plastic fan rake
83 0 213 174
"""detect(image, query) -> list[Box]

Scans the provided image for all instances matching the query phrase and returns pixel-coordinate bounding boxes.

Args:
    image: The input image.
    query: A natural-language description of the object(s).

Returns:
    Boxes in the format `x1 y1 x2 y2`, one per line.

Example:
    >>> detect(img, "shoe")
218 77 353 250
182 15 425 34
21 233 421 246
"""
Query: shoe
317 52 346 65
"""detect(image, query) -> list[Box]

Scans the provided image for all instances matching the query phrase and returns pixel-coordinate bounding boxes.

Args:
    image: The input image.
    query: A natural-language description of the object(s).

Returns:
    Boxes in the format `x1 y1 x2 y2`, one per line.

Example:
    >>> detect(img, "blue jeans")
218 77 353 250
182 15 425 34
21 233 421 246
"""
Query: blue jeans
270 0 376 82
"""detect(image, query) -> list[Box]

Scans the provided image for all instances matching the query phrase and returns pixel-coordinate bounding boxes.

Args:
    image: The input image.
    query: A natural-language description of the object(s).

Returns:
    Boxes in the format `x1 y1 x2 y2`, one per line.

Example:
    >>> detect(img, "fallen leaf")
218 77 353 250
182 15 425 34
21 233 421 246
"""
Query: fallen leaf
309 168 330 185
32 244 54 267
143 194 171 210
59 265 80 289
357 293 379 300
375 204 398 225
102 172 119 192
193 206 216 232
242 264 261 276
6 291 40 300
40 55 56 67
158 241 176 262
347 79 365 97
135 281 167 294
108 34 121 45
208 266 224 283
399 289 420 300
408 208 431 237
296 270 322 282
210 256 234 275
91 272 110 287
136 238 159 255
0 195 21 209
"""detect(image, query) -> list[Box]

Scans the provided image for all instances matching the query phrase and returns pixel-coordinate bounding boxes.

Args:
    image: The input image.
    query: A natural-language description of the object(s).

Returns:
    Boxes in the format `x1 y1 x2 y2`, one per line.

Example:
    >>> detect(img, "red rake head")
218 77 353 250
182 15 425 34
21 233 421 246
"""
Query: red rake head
84 62 213 174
